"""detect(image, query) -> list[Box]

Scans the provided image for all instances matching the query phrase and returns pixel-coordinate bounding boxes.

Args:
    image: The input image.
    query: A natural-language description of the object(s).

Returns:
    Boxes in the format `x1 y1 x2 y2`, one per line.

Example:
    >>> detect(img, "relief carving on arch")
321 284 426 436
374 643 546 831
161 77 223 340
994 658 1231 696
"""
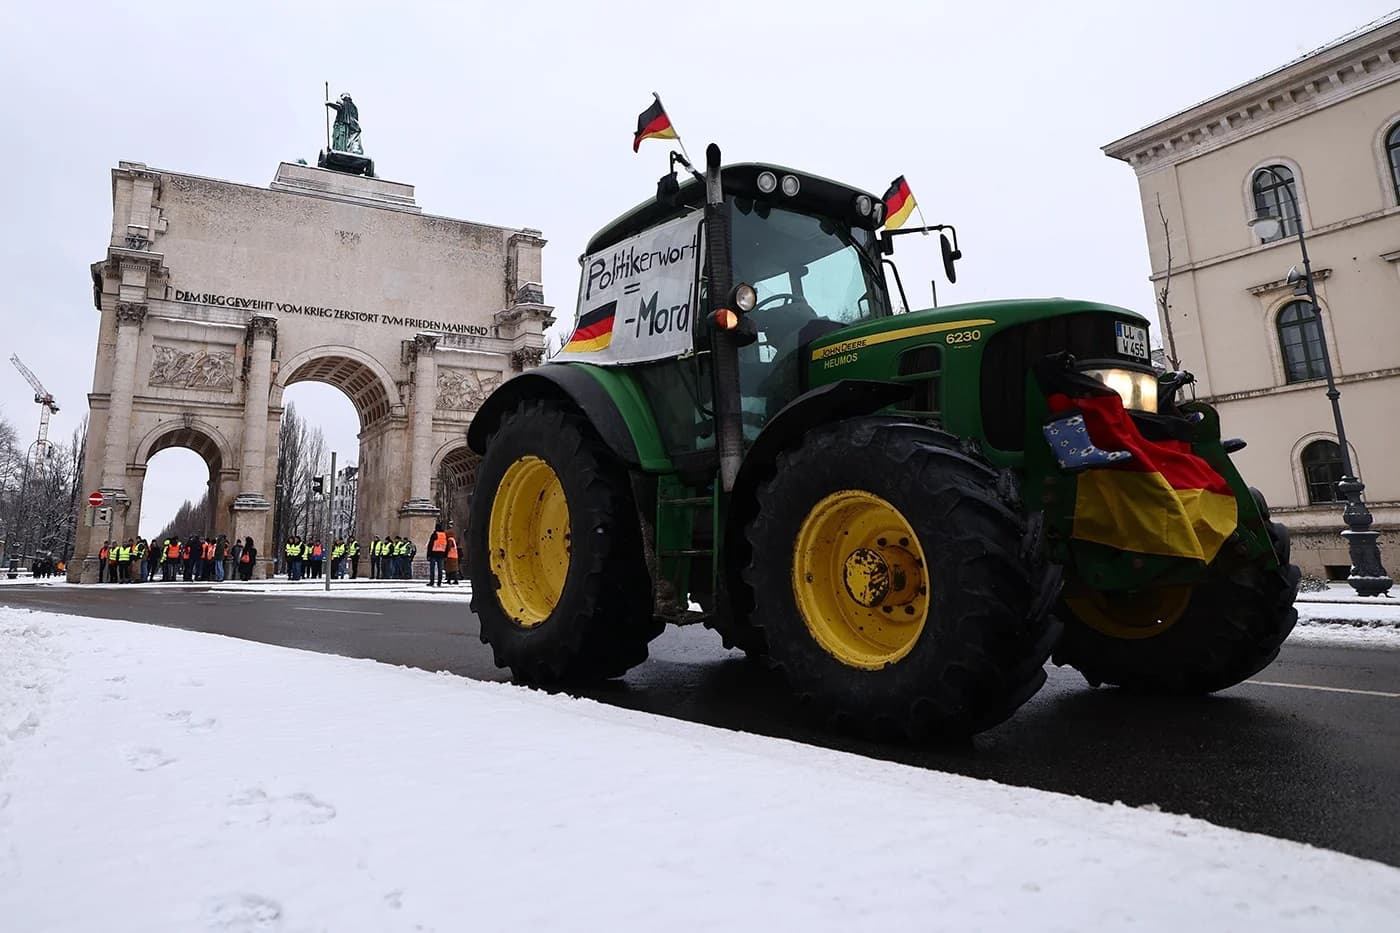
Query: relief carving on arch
149 344 237 391
437 368 502 411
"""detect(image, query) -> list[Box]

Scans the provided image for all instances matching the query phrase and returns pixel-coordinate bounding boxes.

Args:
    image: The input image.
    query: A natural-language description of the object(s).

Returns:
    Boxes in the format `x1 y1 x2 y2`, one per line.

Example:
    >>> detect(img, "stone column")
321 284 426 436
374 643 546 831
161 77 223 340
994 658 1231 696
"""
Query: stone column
400 334 440 576
232 315 277 578
100 302 147 495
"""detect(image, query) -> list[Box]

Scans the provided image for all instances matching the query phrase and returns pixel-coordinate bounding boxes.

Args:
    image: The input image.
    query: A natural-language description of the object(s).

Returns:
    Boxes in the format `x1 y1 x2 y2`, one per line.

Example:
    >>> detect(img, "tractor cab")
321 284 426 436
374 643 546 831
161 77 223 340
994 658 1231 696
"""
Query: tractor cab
571 161 899 466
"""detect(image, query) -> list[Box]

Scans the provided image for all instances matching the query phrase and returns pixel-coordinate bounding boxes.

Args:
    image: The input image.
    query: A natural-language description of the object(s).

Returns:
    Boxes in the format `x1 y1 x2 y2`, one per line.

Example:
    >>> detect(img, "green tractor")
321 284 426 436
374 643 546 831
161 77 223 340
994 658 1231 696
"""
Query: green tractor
465 144 1299 738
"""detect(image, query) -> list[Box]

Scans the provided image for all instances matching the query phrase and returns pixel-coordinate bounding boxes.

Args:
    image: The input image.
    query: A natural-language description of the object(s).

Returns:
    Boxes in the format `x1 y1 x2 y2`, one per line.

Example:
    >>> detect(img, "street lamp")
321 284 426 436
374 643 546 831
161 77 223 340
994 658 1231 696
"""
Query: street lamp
1249 167 1392 596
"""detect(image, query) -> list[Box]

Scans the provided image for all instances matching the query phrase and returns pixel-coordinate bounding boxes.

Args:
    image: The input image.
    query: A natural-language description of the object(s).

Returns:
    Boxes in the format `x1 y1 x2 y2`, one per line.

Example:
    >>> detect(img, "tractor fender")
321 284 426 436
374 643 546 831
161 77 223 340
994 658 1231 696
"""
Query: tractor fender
735 380 914 500
467 363 671 472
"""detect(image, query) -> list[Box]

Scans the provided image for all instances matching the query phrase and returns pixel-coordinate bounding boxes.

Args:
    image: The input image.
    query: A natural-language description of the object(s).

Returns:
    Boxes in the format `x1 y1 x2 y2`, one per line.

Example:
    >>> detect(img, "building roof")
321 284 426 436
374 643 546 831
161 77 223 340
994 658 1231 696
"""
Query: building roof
1103 12 1400 170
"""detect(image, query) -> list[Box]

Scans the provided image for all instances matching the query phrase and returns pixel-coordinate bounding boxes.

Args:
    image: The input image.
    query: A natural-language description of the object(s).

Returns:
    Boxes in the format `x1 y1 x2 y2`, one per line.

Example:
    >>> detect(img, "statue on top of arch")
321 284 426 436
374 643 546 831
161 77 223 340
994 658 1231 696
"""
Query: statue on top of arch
318 90 375 178
326 93 363 155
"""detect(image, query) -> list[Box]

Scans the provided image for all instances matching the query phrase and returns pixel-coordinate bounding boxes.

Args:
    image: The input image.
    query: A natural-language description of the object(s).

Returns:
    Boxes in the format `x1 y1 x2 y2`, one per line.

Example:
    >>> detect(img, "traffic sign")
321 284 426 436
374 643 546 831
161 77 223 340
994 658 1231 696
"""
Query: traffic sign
88 491 104 508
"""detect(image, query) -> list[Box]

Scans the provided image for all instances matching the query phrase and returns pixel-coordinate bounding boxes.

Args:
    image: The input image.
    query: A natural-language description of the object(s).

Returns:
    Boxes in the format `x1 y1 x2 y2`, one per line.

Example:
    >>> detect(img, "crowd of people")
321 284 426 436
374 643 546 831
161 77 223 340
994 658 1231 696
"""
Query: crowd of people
95 535 259 583
93 522 464 585
280 522 462 584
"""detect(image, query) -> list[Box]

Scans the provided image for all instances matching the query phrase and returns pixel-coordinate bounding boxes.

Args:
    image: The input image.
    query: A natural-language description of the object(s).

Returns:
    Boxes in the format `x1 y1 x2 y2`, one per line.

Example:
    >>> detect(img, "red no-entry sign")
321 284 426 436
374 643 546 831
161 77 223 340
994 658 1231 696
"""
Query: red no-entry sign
88 491 105 508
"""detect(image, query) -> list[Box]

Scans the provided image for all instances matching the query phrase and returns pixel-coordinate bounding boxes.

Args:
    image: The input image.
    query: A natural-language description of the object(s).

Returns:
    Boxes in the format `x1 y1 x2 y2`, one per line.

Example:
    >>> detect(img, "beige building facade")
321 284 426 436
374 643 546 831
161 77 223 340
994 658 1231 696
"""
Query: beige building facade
1104 19 1400 578
72 161 553 582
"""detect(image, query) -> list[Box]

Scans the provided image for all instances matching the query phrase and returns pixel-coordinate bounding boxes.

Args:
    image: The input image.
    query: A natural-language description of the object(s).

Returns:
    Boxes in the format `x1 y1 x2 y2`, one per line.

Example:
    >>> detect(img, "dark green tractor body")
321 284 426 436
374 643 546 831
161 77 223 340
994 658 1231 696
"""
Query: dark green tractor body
467 149 1299 738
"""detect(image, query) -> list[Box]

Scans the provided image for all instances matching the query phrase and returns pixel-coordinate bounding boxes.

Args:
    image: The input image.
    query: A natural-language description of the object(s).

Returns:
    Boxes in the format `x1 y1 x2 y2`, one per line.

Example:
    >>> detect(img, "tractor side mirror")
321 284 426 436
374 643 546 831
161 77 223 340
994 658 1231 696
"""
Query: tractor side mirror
657 172 681 207
940 233 962 285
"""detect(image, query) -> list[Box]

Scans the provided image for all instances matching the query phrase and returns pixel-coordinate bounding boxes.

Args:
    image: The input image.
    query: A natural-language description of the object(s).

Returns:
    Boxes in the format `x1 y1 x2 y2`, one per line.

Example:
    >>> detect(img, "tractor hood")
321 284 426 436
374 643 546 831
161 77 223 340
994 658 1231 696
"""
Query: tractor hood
806 298 1152 362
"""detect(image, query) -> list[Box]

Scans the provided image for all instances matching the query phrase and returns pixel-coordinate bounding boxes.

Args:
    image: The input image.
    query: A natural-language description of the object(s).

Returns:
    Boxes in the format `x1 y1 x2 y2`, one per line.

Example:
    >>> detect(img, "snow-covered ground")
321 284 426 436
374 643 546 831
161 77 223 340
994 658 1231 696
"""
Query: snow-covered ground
2 608 1398 932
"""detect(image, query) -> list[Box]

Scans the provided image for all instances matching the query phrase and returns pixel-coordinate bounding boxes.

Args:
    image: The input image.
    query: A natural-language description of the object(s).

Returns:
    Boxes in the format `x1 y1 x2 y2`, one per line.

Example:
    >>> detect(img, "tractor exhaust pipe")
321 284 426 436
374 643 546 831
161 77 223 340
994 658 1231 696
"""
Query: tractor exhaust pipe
704 143 743 492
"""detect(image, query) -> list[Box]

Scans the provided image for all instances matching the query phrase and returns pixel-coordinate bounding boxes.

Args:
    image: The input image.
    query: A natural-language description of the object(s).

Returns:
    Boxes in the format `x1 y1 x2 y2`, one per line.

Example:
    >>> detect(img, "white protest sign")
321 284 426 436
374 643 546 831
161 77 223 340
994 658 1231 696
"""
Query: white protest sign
563 212 702 365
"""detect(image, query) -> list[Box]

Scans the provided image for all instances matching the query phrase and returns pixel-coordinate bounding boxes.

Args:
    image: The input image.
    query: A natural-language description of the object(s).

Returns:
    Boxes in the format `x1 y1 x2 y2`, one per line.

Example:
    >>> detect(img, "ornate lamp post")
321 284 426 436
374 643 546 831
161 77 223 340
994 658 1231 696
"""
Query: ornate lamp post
1248 167 1391 596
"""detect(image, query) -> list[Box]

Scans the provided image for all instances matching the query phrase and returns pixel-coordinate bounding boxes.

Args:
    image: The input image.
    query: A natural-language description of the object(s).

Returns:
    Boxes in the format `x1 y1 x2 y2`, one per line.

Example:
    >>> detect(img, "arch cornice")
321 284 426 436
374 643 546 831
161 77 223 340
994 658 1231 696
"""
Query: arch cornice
271 344 404 426
430 435 474 477
133 416 236 471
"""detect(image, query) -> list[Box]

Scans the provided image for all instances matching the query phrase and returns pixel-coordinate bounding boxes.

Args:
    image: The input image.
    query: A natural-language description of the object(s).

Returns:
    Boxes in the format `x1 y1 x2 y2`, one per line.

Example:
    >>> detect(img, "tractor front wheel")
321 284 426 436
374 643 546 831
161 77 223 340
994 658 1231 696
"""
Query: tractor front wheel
744 420 1060 739
1052 492 1300 693
467 400 660 683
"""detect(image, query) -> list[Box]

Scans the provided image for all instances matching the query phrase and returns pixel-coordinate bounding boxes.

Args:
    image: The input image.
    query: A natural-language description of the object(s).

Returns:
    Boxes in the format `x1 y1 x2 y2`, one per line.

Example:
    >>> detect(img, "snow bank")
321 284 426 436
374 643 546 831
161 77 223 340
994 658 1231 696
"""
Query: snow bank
1296 601 1400 628
2 608 1398 932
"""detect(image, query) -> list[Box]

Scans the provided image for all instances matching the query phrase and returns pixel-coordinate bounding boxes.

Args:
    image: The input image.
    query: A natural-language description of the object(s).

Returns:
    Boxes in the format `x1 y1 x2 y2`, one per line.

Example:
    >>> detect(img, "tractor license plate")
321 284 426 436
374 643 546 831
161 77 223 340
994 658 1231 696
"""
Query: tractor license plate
1115 322 1148 360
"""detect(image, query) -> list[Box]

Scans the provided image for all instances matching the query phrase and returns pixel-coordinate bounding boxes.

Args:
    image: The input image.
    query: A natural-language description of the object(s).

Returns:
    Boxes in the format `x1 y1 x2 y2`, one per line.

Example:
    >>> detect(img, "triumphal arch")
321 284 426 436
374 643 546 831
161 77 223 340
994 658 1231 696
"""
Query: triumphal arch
71 158 552 581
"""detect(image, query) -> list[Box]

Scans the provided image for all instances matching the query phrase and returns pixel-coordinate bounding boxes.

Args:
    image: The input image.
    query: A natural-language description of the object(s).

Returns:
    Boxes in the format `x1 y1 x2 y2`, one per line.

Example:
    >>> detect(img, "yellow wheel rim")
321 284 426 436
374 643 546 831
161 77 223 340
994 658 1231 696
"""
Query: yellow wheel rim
1065 584 1193 641
487 455 570 627
792 490 929 670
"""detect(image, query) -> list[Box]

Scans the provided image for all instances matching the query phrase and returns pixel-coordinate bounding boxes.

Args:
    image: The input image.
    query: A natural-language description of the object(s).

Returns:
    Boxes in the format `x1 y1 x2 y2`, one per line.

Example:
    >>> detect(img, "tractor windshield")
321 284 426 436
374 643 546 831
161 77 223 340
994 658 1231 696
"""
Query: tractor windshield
729 198 889 436
731 199 890 326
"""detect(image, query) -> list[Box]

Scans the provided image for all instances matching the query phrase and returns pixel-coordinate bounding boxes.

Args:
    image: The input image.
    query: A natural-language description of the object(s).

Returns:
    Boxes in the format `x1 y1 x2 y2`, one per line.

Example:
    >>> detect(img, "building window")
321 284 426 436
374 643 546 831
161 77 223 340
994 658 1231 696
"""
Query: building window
1276 300 1327 383
1301 440 1344 504
1252 165 1300 242
1388 123 1400 203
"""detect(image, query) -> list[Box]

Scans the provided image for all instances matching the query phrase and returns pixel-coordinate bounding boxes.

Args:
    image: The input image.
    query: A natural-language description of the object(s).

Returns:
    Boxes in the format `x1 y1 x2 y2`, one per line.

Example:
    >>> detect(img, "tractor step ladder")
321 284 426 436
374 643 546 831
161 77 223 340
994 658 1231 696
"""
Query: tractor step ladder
657 483 715 559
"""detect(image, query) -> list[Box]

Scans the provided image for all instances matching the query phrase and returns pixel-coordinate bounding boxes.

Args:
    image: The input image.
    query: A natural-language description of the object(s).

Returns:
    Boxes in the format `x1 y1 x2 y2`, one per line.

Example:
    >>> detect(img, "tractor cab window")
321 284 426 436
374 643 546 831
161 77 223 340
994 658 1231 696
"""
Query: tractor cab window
730 199 889 436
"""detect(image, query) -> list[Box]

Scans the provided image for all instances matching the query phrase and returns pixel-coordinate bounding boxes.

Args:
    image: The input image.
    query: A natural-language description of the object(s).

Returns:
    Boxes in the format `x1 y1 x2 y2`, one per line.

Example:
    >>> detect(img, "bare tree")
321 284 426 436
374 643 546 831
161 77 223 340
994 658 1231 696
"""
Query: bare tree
155 494 212 545
0 411 87 563
271 403 329 551
1156 193 1181 370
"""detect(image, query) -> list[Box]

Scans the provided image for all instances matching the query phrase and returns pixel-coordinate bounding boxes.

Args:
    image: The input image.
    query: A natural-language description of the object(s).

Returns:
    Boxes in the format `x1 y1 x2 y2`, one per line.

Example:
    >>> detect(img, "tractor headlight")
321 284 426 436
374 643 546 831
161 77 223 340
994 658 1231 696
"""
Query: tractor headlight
1084 368 1159 413
781 174 801 197
855 194 873 217
756 171 778 194
731 283 758 312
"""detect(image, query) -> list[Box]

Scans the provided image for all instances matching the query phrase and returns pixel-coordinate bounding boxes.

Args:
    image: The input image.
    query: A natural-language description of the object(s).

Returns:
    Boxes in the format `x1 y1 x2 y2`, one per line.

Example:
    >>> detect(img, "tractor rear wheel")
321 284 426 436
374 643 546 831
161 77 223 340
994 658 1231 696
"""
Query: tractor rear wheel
743 420 1060 739
1052 490 1300 693
467 400 660 683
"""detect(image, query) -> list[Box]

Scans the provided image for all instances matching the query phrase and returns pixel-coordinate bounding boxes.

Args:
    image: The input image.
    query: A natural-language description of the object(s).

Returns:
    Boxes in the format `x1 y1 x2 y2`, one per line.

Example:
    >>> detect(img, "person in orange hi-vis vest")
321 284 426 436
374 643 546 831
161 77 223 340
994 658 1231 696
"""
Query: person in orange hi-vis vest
444 524 461 585
426 523 448 587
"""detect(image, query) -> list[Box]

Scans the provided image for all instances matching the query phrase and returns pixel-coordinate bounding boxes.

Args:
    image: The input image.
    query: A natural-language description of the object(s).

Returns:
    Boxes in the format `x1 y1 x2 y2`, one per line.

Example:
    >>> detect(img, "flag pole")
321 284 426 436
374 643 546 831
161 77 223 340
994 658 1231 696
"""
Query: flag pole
324 81 332 151
914 200 931 234
653 91 695 169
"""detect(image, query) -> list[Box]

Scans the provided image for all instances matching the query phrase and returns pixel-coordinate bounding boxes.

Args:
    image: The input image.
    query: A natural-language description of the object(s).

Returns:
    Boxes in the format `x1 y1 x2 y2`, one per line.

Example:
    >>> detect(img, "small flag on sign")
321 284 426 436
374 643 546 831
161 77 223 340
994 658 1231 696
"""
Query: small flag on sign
563 302 617 353
882 175 917 230
633 98 677 152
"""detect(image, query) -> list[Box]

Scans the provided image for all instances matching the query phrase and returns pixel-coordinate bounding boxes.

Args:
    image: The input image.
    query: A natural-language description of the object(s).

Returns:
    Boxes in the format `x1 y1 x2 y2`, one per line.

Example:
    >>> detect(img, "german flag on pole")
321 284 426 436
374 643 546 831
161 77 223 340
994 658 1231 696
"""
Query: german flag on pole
1047 392 1238 563
563 301 617 354
882 175 917 230
633 97 677 152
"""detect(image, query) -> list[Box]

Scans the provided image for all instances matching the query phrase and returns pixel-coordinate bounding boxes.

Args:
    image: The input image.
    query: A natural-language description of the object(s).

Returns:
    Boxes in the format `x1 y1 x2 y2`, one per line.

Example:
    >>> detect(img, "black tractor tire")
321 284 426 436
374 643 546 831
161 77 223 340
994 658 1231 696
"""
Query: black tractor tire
1052 488 1301 693
743 420 1061 740
467 400 661 683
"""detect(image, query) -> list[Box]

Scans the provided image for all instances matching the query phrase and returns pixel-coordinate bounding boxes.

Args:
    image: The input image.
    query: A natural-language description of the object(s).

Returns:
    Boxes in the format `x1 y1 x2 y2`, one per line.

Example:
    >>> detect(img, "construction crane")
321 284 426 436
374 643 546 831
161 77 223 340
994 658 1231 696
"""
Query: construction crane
9 354 60 457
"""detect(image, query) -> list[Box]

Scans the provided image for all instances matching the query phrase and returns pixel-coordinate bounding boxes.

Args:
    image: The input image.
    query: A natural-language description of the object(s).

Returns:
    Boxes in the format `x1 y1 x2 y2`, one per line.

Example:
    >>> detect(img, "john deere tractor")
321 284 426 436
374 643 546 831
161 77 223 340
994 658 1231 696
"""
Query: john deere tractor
466 144 1299 738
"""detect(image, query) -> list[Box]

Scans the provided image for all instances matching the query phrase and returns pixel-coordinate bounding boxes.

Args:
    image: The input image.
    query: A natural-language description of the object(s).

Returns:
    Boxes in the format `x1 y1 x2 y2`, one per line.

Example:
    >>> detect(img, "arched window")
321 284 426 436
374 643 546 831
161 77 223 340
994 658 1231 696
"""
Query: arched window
1252 165 1300 242
1301 440 1343 504
1276 300 1327 383
1387 123 1400 203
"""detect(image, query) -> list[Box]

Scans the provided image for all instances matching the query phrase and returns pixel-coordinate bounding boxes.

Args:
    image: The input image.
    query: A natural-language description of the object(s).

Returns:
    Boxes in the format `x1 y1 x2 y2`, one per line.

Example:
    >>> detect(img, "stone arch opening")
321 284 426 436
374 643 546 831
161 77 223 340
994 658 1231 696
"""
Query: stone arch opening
274 345 401 430
267 347 405 562
134 419 234 545
433 441 479 534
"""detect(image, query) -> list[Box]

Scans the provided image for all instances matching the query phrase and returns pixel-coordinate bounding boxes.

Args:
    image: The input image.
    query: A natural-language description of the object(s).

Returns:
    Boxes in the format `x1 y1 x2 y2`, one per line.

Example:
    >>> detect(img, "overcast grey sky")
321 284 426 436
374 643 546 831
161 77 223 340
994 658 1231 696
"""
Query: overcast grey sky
3 0 1393 537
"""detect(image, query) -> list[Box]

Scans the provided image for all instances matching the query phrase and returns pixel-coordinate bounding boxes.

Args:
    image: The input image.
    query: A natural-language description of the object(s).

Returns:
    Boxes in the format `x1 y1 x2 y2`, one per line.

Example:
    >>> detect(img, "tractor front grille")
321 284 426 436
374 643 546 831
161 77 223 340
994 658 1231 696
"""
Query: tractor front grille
979 311 1129 451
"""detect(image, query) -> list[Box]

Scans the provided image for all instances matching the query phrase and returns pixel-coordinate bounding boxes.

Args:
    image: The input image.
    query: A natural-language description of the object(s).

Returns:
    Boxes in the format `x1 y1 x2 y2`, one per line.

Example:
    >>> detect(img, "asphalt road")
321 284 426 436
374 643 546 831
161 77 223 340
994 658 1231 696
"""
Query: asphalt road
4 584 1399 867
